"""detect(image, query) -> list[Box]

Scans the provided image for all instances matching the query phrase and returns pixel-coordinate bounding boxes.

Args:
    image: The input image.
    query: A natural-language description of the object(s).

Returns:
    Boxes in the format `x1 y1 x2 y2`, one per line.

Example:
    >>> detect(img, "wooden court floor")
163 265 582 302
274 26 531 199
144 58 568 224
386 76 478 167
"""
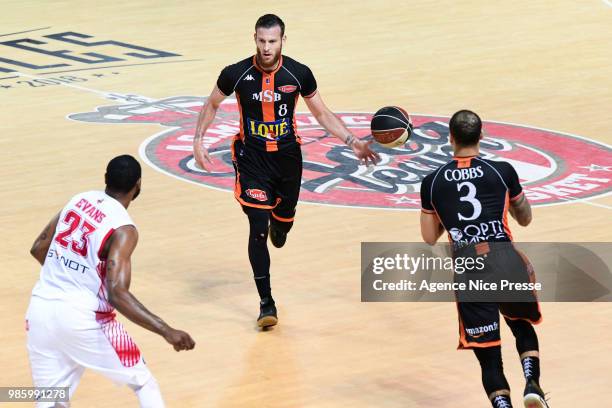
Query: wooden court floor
1 1 611 406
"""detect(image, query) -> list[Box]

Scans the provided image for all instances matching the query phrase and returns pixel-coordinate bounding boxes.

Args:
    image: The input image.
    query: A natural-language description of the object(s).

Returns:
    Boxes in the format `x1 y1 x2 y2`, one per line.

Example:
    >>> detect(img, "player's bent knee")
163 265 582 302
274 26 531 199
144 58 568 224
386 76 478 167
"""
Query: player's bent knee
473 345 503 368
130 376 165 408
270 215 293 234
245 208 269 242
505 318 539 353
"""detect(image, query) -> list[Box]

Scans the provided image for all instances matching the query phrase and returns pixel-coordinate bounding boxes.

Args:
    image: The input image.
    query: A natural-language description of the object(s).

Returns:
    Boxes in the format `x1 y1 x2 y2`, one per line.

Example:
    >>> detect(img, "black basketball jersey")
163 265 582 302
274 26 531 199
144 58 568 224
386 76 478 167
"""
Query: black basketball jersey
216 55 317 152
420 155 524 249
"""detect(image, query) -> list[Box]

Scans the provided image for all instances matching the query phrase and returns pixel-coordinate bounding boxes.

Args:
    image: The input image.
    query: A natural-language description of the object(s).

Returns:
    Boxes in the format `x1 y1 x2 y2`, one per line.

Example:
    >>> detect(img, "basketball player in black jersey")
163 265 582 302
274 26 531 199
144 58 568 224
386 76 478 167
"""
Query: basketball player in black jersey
420 110 549 408
193 14 379 328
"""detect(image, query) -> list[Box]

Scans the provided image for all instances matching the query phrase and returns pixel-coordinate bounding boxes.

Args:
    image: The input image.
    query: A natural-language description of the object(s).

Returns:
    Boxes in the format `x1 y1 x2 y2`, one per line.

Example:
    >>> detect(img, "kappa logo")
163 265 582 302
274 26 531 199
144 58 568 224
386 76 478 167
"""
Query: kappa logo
278 85 297 93
68 94 612 210
245 189 268 202
244 74 255 81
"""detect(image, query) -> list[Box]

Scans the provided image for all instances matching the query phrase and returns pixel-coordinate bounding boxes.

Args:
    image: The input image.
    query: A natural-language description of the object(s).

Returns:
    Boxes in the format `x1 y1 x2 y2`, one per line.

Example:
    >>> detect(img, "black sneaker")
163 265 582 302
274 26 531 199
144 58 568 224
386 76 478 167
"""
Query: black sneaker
523 379 549 408
269 224 287 248
257 297 278 328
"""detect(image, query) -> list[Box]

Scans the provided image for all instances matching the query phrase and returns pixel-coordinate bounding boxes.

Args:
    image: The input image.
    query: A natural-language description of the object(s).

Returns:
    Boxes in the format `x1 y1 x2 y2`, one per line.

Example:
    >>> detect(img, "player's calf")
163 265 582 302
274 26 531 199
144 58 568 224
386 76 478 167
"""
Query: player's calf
269 214 293 248
474 346 513 408
269 223 287 248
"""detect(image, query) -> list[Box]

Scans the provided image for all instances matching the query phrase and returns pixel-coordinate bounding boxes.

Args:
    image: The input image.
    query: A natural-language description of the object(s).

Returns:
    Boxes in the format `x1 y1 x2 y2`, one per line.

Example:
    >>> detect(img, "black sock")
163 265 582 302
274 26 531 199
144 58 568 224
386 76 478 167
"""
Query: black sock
521 356 540 384
491 394 513 408
245 207 271 300
504 317 540 385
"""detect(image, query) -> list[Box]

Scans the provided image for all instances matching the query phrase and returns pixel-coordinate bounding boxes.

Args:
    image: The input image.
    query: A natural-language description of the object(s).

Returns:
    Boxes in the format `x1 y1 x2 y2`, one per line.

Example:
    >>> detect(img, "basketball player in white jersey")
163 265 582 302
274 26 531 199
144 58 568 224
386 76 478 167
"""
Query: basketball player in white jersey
26 155 195 408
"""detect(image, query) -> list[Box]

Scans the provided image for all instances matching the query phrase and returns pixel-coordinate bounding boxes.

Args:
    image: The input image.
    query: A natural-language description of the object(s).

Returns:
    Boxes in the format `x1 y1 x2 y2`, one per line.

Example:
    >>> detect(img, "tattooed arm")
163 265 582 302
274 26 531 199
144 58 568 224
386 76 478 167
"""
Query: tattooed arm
30 212 61 265
105 225 195 351
509 193 532 226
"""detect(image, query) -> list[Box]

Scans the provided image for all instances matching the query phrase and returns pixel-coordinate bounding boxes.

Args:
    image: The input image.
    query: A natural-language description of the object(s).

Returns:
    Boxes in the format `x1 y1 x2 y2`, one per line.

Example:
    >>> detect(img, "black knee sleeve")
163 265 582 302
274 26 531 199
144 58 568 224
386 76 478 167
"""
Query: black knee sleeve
474 346 510 396
244 207 272 300
504 318 539 355
505 318 541 383
245 207 269 244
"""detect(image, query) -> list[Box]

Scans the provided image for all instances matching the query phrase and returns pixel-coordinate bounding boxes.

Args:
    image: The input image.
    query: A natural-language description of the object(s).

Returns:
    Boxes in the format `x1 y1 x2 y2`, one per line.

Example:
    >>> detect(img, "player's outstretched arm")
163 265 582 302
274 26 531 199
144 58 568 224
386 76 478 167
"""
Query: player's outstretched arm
193 85 227 172
304 92 380 166
420 212 445 245
509 193 532 226
105 225 195 352
30 212 60 265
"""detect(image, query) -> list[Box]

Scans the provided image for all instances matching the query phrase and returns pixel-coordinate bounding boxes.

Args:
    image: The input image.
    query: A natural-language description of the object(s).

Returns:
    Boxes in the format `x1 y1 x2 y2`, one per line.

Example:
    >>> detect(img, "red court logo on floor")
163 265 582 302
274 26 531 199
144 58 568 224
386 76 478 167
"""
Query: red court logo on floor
68 95 612 210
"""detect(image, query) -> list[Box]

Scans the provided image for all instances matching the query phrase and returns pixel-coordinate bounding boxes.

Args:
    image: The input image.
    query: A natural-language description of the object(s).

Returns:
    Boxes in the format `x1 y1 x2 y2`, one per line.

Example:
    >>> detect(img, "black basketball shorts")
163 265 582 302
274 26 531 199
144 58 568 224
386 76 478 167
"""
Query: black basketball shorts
456 245 542 350
231 136 302 223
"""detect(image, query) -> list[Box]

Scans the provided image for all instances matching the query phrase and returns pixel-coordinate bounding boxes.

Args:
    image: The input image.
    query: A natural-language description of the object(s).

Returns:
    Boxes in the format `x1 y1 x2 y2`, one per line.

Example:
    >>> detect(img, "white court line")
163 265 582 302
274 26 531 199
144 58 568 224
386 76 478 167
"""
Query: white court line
557 195 612 210
603 0 612 8
14 70 612 211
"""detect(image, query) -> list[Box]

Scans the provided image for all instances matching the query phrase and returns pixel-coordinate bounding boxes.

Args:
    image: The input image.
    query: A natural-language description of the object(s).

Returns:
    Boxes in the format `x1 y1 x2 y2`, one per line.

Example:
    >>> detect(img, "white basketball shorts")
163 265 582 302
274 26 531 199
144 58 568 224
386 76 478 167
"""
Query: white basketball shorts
26 296 154 407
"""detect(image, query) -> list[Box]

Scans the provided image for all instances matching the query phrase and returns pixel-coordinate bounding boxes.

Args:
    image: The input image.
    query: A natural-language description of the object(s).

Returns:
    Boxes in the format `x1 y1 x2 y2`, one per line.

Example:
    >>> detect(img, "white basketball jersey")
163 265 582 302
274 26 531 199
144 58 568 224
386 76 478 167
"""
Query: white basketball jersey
31 191 135 313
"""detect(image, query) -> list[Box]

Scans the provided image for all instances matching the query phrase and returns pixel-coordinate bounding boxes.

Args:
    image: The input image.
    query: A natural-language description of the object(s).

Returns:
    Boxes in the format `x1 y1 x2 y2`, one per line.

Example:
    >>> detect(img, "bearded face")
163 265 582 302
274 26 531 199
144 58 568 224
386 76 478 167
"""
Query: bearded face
254 25 285 70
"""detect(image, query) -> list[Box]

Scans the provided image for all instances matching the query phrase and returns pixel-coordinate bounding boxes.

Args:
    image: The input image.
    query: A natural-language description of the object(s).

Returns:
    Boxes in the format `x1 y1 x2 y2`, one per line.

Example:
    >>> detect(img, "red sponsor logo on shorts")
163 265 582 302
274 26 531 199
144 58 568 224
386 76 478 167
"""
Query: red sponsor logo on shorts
277 85 297 93
246 189 268 202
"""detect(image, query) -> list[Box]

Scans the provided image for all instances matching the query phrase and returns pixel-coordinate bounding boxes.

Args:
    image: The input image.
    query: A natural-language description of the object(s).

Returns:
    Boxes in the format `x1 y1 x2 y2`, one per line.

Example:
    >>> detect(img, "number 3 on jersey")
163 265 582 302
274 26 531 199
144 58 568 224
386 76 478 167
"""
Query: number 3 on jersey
54 210 97 257
456 182 482 221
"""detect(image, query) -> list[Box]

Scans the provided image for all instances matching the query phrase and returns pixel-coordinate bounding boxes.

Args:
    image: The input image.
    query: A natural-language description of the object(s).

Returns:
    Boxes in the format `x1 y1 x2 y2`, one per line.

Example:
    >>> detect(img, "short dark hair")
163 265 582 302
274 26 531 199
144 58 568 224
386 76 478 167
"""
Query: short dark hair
105 155 141 193
449 110 482 146
255 14 285 36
